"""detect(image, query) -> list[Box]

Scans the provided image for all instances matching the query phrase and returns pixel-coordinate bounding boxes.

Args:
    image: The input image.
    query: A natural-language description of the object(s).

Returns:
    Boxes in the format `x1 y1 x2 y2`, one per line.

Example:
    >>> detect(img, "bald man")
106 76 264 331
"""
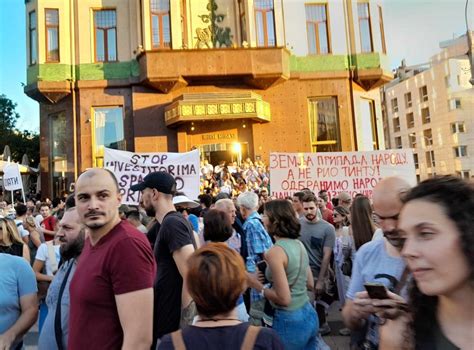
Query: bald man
214 199 241 252
68 169 156 350
342 177 410 349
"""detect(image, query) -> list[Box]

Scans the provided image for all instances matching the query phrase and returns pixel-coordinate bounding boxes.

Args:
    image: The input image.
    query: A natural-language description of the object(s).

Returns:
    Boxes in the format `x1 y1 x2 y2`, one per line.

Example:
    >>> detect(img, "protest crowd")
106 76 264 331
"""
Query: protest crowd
0 157 473 350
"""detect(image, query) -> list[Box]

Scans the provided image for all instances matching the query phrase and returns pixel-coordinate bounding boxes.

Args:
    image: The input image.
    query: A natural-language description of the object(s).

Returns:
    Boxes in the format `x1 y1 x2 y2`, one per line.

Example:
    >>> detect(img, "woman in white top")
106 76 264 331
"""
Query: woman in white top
32 238 61 332
332 205 352 307
33 240 61 280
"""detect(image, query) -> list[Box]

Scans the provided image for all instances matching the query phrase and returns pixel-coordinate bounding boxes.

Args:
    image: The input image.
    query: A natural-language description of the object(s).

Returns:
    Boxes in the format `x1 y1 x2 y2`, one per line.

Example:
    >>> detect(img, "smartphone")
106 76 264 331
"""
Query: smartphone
364 283 388 299
256 260 267 273
256 260 269 284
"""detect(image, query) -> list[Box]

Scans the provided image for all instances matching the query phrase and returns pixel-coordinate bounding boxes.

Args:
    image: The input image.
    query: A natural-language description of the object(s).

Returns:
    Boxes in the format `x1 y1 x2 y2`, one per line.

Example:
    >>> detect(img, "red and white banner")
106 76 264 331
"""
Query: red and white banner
269 150 416 199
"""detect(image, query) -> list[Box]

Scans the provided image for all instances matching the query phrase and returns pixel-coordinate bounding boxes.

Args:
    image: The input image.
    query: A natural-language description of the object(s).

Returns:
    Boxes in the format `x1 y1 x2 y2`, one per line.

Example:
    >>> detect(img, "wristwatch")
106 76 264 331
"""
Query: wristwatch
260 283 270 298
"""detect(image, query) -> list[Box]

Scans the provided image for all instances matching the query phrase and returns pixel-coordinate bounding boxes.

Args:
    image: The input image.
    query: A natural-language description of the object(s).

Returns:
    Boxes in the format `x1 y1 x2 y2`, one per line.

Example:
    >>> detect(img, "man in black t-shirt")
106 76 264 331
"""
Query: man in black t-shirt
131 172 196 346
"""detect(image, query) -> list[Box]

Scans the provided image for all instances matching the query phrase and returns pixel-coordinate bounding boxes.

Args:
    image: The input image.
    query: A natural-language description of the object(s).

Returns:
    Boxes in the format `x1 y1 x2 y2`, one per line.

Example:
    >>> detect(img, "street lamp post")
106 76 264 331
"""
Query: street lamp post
410 133 435 177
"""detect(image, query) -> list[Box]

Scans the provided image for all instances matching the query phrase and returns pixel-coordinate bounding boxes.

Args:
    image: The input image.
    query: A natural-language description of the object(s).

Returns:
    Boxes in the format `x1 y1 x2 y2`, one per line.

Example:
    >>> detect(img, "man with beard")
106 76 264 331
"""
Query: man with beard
131 171 196 347
38 205 85 350
69 169 156 350
299 193 336 335
342 177 410 349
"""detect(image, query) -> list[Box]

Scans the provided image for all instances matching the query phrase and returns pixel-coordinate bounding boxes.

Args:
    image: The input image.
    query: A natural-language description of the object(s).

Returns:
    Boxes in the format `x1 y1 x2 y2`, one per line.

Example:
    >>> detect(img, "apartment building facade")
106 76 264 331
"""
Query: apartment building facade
24 0 392 197
382 33 473 182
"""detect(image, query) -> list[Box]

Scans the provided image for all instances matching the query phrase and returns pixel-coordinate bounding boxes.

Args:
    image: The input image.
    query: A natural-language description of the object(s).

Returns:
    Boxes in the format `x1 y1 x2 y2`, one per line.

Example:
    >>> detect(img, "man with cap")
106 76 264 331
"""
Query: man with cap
337 191 352 210
131 172 196 346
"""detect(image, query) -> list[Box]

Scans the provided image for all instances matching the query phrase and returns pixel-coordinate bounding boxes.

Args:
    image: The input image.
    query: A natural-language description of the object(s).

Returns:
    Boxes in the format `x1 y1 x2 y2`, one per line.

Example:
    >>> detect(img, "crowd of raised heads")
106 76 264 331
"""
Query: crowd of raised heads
0 171 472 350
199 158 270 197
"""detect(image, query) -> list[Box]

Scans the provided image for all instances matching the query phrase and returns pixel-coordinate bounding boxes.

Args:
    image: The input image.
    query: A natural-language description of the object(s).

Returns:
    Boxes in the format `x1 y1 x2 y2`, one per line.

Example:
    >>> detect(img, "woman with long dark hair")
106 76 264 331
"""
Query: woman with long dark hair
379 176 474 349
247 200 318 350
350 196 376 251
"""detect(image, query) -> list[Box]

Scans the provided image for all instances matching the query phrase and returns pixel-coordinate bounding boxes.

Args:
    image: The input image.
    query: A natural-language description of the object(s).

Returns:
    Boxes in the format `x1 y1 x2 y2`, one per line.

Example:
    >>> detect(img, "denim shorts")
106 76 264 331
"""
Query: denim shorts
272 302 318 350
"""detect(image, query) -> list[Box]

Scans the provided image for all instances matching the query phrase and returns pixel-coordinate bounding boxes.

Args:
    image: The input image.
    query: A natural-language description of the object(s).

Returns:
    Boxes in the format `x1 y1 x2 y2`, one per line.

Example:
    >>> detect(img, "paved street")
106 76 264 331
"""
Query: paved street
323 302 351 349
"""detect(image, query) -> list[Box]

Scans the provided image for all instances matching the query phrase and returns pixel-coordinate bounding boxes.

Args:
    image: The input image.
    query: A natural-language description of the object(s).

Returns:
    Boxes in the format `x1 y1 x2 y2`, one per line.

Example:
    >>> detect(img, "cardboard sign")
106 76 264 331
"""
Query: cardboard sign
3 163 24 191
269 150 416 199
104 148 200 205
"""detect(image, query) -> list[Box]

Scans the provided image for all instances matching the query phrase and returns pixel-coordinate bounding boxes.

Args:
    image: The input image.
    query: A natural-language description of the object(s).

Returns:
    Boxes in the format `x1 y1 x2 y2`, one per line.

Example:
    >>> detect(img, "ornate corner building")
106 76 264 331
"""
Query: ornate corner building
24 0 392 197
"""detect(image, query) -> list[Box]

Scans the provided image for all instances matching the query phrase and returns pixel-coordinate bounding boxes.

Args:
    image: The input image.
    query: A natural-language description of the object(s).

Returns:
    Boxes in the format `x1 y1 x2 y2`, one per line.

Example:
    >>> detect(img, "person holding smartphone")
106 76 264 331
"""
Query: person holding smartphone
342 177 410 350
247 200 317 350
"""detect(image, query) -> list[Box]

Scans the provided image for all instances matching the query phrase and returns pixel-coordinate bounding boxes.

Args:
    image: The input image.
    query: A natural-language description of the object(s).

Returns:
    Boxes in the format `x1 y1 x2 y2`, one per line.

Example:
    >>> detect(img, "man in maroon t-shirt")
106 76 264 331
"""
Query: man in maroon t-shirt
69 168 156 350
39 203 57 241
319 190 334 211
317 196 334 225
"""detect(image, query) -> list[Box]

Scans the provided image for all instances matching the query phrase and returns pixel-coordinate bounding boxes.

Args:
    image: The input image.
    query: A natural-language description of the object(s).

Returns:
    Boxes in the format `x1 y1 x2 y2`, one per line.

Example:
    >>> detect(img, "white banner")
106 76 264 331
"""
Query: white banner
104 148 200 205
269 150 417 199
3 163 24 191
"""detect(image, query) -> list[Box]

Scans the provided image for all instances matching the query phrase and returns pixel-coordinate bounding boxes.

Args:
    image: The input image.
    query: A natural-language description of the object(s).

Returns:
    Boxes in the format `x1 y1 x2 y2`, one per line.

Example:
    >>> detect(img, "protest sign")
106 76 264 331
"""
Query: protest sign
3 163 24 191
269 150 416 199
104 148 200 205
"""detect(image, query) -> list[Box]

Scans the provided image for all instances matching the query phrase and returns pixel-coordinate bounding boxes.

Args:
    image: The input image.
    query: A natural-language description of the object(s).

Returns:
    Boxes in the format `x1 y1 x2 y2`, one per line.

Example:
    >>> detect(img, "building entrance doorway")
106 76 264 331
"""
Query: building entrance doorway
198 142 249 166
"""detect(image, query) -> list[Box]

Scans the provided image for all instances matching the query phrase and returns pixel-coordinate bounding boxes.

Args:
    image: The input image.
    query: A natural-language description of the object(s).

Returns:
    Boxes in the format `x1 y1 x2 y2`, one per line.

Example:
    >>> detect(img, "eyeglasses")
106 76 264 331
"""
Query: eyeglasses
176 207 190 213
333 213 340 217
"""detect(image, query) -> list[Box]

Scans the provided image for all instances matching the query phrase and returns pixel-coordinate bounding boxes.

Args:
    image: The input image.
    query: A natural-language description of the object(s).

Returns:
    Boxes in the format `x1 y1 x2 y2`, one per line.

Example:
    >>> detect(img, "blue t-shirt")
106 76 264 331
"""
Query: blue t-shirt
346 238 406 346
188 214 199 233
243 212 272 302
0 253 37 341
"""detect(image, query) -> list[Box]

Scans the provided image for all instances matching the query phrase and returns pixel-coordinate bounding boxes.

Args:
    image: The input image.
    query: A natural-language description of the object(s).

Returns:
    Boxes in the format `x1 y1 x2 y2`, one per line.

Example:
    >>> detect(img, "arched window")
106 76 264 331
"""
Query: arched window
151 0 171 49
254 0 275 47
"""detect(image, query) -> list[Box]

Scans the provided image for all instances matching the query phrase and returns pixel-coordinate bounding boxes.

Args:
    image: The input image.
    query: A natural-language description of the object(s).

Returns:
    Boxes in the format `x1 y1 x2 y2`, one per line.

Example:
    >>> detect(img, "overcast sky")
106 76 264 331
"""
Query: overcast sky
0 0 472 132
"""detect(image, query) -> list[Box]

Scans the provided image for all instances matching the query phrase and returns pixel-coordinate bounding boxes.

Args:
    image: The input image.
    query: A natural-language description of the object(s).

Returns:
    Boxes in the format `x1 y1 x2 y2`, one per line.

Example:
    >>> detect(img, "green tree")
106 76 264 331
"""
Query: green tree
0 94 20 142
0 94 39 167
8 130 40 167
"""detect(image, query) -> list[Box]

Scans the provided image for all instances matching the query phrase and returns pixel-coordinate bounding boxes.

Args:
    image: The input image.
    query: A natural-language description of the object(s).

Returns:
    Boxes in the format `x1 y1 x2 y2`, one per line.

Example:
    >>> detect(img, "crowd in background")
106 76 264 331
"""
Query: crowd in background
200 158 270 197
0 162 473 350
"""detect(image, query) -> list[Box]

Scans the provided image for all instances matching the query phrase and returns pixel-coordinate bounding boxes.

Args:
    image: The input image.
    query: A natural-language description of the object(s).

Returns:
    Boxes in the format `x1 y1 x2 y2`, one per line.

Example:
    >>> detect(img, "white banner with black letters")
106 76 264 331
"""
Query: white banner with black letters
104 148 200 205
3 163 24 191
